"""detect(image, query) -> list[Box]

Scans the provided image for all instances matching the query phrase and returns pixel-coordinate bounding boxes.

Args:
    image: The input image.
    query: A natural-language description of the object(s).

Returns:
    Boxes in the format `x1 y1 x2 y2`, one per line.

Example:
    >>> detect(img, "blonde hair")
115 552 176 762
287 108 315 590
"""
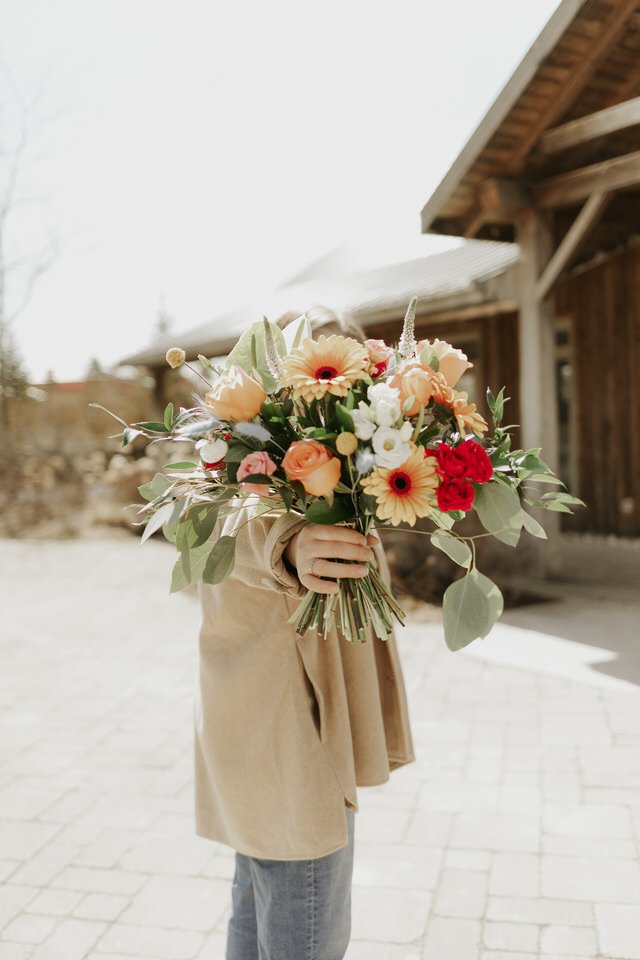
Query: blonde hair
275 305 367 344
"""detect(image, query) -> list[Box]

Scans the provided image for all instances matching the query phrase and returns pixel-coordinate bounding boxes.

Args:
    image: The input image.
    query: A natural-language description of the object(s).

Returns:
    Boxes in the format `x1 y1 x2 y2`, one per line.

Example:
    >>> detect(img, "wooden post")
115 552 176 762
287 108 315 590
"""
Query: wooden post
517 207 561 574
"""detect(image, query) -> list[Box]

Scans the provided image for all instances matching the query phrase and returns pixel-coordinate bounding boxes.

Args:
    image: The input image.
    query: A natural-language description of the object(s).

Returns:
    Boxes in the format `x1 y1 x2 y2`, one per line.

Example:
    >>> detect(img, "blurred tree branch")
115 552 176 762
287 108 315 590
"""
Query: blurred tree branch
0 65 58 452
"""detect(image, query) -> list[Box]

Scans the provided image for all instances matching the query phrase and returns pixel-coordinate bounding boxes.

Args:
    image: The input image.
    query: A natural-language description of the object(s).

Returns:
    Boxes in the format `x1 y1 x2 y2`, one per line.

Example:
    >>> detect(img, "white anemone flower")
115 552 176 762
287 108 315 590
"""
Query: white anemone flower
367 382 402 427
371 426 412 469
197 438 228 464
351 403 376 441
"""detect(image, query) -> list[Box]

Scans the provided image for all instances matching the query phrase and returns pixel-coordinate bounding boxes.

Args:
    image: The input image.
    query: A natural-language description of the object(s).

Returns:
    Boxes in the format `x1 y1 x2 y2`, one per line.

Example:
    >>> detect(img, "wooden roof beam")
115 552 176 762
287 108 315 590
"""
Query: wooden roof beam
535 190 611 299
538 96 640 156
464 178 530 237
533 148 640 209
506 0 640 173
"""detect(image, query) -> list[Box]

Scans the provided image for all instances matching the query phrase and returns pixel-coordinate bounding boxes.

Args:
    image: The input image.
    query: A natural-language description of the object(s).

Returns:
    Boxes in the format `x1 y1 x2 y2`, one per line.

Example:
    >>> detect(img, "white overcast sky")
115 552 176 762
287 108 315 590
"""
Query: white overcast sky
2 0 561 381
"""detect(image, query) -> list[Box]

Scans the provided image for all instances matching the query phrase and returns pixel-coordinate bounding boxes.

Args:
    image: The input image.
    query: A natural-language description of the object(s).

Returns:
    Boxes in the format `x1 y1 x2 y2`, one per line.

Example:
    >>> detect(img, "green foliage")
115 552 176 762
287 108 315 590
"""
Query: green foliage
442 568 504 651
203 535 236 584
226 320 286 393
305 496 352 525
474 481 523 547
430 530 471 568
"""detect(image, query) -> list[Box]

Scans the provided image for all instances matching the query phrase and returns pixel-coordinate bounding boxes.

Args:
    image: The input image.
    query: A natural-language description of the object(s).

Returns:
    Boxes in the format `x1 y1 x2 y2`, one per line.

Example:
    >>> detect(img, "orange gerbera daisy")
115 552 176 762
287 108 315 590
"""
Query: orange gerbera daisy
360 444 439 526
280 335 369 402
430 373 488 437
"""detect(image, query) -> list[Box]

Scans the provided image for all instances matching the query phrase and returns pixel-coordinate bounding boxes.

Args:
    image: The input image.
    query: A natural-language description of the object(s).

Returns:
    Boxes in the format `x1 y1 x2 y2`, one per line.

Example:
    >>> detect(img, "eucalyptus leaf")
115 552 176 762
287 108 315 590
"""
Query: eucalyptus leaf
429 508 456 530
521 511 548 539
442 568 504 651
170 541 217 593
140 502 176 545
474 482 523 546
139 473 173 502
203 535 237 584
431 531 472 568
164 403 174 429
164 461 198 470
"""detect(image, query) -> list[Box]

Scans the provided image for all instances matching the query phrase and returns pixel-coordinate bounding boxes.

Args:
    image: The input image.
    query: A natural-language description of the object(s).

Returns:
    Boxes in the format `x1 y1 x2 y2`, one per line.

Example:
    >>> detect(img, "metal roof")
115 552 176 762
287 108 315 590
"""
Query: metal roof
120 240 519 368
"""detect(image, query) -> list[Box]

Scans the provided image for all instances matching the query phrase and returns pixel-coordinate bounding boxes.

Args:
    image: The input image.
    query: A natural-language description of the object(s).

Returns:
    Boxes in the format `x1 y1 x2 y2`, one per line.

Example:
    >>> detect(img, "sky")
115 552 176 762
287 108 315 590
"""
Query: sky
1 0 562 382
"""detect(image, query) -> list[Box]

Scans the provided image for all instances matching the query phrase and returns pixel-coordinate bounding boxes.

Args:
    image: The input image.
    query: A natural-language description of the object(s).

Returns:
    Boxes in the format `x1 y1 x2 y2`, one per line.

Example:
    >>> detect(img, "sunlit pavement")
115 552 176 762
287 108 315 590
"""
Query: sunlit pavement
1 535 640 960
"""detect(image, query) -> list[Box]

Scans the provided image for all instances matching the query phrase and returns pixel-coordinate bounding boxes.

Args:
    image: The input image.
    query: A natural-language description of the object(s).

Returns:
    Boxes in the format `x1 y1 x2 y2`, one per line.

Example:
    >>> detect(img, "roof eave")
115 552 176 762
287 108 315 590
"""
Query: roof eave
420 0 587 236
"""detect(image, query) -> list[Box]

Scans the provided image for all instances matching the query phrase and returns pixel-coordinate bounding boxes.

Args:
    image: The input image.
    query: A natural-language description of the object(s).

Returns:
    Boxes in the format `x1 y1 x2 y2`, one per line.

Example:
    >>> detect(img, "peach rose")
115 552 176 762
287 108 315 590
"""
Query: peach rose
389 361 436 416
204 366 267 421
237 451 277 496
416 338 472 387
364 338 394 376
282 440 342 497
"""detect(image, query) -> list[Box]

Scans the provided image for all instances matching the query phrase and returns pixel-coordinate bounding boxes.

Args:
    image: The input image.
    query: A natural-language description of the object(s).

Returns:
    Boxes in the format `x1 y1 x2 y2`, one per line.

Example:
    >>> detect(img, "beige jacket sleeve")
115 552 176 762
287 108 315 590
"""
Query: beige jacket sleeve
219 500 309 599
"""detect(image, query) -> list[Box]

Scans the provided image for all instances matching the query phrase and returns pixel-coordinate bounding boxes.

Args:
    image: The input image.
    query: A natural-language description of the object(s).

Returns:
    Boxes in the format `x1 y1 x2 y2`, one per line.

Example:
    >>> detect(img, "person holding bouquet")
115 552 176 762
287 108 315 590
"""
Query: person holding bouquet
194 308 415 960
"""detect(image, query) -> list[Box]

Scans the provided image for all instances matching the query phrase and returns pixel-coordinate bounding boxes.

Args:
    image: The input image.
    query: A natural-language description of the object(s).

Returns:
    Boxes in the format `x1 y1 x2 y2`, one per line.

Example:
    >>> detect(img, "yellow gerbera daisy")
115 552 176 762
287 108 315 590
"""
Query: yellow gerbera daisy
360 444 439 526
280 335 368 402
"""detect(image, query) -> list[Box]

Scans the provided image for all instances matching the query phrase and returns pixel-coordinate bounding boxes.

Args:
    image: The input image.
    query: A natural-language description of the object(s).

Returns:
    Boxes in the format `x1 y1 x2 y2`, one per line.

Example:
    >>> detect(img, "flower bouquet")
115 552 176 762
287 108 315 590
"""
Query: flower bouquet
93 298 582 650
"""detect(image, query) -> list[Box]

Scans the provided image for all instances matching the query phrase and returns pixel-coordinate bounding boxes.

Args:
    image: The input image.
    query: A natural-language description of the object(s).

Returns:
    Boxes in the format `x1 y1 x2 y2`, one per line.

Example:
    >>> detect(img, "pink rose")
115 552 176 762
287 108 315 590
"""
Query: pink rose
365 338 394 377
237 451 277 496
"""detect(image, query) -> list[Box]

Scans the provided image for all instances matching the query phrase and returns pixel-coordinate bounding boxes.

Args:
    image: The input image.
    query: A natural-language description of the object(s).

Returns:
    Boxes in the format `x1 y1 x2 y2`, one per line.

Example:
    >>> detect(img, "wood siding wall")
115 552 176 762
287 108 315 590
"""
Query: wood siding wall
556 245 640 536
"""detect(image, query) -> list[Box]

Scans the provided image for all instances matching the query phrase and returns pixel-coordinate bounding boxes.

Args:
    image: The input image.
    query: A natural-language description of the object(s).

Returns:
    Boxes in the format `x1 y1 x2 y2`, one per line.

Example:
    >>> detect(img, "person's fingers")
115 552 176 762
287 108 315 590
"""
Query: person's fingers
307 558 369 582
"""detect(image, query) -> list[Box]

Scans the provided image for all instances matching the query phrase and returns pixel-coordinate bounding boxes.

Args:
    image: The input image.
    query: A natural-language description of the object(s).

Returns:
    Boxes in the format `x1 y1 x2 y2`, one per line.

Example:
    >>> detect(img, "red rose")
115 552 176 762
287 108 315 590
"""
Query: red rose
465 441 492 484
436 478 476 512
433 444 471 479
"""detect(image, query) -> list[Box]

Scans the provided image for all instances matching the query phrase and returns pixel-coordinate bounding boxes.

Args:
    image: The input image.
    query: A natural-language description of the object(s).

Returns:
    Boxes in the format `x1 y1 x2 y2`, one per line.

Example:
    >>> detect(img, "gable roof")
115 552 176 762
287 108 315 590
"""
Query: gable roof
421 0 640 242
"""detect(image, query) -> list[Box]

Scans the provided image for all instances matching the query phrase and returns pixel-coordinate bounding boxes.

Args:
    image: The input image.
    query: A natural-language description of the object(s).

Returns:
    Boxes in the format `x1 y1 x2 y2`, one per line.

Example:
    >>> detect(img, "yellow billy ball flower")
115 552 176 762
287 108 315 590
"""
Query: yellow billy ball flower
166 347 186 369
336 431 358 456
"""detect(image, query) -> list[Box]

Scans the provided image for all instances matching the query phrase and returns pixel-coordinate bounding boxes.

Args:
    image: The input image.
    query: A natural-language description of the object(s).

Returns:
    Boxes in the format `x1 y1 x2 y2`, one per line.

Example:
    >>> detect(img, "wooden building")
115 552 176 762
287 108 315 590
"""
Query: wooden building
420 0 640 537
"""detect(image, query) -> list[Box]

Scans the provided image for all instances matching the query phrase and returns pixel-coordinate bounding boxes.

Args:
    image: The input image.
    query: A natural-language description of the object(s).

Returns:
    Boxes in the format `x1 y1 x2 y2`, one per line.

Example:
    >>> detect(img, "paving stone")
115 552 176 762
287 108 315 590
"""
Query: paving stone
351 886 431 943
353 842 443 890
0 788 62 821
28 918 106 960
96 923 204 960
23 890 83 917
1 914 57 944
0 886 39 932
118 875 228 932
450 813 540 853
0 944 36 959
489 853 540 897
486 896 593 926
72 893 130 921
443 849 492 872
542 855 640 902
50 866 147 896
540 922 597 955
119 833 212 876
346 944 422 960
594 903 640 960
10 842 79 887
542 802 634 839
483 921 539 953
432 868 488 919
422 917 481 960
0 823 59 863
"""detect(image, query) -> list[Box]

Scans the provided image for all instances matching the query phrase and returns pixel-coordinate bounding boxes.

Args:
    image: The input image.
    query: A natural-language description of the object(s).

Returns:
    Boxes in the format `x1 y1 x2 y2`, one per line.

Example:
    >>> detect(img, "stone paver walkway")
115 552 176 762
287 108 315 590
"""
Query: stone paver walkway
1 535 640 960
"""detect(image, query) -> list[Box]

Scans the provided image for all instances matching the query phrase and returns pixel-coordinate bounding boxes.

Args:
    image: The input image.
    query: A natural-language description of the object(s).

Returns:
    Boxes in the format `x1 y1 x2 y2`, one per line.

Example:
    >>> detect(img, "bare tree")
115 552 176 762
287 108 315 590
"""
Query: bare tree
0 66 57 451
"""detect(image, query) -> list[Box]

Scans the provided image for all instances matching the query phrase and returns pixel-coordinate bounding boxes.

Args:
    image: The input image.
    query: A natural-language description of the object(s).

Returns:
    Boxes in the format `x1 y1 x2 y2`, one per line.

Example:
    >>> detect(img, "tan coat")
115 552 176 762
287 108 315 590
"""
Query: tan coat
194 502 415 861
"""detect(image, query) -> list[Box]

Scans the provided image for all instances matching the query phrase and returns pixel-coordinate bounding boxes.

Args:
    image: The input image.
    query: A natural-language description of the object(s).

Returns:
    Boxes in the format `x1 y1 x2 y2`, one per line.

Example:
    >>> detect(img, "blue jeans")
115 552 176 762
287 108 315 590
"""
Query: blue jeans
226 809 355 960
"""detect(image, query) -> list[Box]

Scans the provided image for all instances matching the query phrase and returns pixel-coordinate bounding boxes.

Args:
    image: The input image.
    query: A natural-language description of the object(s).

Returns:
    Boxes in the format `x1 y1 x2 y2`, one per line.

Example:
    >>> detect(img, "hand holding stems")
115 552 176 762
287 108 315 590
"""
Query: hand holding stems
285 524 379 594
